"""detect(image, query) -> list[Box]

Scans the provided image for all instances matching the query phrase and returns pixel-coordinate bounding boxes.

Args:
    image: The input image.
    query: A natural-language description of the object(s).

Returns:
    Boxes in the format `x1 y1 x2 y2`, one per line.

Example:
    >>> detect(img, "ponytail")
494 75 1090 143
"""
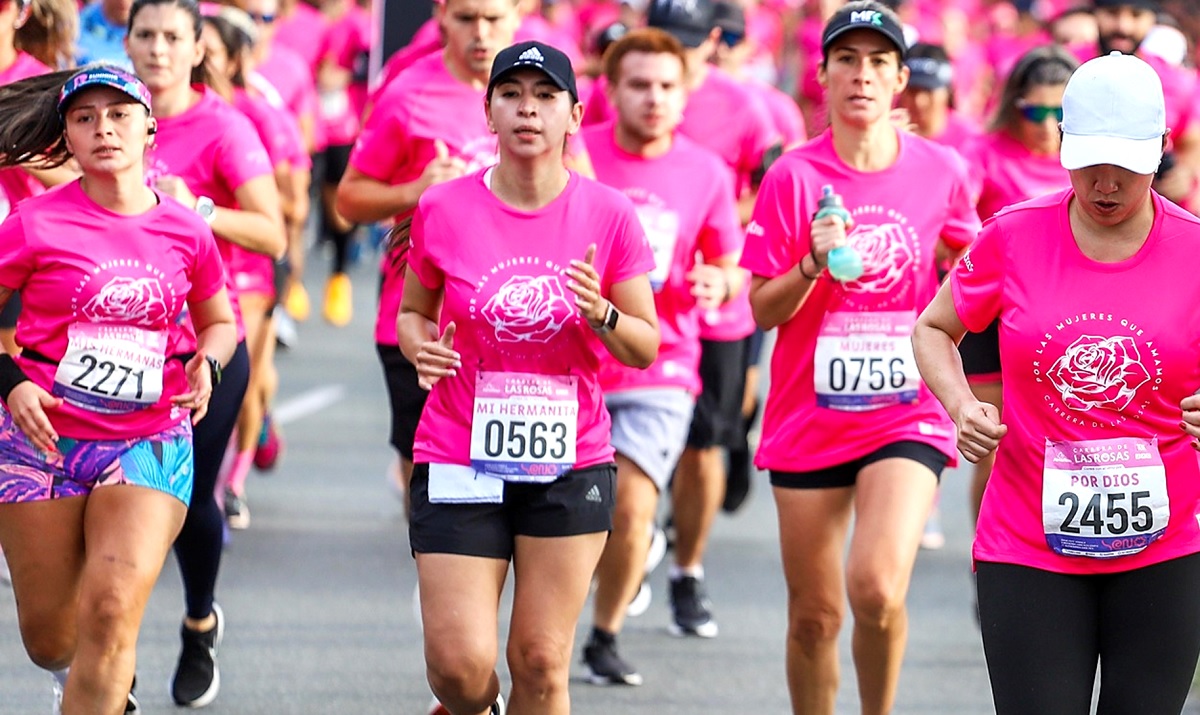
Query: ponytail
0 69 78 168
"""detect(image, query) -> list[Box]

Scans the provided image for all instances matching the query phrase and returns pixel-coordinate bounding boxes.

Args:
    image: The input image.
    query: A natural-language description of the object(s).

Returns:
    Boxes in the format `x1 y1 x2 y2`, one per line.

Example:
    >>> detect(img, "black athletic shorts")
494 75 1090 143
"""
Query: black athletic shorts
323 143 354 187
376 343 427 460
770 440 948 489
960 318 1001 378
0 291 20 329
409 463 616 559
687 336 750 448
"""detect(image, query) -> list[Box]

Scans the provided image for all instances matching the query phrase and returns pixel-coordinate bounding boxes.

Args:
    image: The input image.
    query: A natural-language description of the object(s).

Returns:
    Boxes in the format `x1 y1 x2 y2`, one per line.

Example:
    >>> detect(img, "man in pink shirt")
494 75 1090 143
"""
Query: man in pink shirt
580 28 744 686
1091 0 1200 212
335 0 518 526
648 0 781 632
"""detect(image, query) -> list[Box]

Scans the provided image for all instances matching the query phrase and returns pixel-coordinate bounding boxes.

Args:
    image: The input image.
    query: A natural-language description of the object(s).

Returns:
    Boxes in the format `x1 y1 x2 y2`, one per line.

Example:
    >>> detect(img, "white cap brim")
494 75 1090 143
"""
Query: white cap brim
1060 132 1163 175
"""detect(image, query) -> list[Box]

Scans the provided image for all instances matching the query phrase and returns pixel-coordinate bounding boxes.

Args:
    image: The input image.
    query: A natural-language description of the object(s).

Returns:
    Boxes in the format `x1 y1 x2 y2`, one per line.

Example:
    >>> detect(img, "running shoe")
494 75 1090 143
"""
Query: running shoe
323 272 353 327
224 488 250 530
626 579 652 618
275 312 300 350
581 630 643 686
171 603 224 707
0 544 10 587
253 416 283 472
51 676 62 715
125 676 140 714
668 575 719 638
645 525 667 575
284 281 310 322
921 509 946 550
723 445 752 513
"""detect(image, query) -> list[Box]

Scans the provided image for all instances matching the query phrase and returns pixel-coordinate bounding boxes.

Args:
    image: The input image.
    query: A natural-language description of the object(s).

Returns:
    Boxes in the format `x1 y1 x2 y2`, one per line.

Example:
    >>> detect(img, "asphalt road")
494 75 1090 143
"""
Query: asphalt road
3 259 1199 714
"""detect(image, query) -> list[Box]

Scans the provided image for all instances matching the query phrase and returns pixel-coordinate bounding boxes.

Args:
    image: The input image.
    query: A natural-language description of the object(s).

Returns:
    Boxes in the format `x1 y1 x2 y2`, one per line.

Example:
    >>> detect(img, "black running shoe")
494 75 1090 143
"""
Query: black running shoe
668 576 719 638
125 675 141 714
582 630 643 686
171 603 224 707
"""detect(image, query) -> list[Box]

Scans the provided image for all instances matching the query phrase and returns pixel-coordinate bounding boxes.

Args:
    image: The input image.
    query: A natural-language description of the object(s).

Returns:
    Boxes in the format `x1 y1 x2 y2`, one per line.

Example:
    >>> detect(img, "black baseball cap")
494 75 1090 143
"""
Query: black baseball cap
713 1 746 37
1093 0 1159 10
822 2 908 60
906 56 953 88
487 41 579 103
647 0 717 48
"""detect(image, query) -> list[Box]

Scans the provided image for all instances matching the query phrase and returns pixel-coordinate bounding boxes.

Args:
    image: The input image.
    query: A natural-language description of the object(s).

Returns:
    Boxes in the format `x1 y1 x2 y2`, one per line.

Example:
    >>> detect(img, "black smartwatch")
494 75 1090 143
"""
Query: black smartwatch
593 302 619 335
205 355 222 387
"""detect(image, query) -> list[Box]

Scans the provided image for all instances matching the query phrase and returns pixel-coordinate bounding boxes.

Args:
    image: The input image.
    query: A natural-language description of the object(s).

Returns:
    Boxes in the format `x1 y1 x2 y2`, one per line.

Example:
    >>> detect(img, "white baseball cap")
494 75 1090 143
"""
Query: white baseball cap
1060 51 1166 175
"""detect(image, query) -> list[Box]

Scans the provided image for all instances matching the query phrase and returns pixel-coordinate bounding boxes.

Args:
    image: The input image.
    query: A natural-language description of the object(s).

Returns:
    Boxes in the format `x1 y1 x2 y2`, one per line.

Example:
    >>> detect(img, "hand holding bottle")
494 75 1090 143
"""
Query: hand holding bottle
810 185 862 282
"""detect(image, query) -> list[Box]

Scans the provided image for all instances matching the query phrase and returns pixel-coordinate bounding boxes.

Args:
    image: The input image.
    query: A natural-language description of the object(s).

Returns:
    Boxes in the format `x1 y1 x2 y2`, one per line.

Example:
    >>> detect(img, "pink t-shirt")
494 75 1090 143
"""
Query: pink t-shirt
952 189 1200 574
582 75 613 127
752 79 807 149
146 87 275 344
515 14 584 69
966 131 1070 221
272 1 331 73
585 124 743 394
373 19 440 101
408 170 654 470
233 88 290 169
350 52 497 346
256 42 321 149
0 52 52 222
680 67 779 342
741 129 980 471
0 181 225 440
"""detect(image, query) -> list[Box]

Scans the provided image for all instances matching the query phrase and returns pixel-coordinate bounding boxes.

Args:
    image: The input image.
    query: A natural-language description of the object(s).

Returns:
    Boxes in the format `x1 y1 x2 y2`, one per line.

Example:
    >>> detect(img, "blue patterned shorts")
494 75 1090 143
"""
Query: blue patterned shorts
0 408 193 505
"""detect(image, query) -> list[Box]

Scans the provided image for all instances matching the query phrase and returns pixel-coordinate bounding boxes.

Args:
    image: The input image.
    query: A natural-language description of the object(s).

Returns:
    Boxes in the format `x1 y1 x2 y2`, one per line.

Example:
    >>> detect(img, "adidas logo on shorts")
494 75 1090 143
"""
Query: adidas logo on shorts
585 484 602 503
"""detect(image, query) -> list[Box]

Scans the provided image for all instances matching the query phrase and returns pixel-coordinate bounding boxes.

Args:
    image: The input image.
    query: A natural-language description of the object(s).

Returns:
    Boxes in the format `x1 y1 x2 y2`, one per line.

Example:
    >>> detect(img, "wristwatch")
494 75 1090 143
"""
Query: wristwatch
205 355 222 387
592 302 619 335
195 196 216 225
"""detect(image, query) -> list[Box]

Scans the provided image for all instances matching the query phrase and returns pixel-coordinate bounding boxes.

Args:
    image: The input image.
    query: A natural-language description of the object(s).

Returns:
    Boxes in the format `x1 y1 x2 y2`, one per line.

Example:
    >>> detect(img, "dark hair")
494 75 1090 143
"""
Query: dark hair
15 0 79 69
0 69 85 168
202 14 251 89
602 27 687 85
989 44 1079 133
385 215 412 255
128 0 219 89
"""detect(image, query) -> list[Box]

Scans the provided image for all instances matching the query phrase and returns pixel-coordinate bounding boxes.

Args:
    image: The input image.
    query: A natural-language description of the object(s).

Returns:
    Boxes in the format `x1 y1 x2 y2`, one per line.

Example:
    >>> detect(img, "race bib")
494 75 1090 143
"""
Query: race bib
53 323 167 414
319 89 350 119
813 311 921 411
1042 437 1169 558
469 371 578 482
634 204 680 292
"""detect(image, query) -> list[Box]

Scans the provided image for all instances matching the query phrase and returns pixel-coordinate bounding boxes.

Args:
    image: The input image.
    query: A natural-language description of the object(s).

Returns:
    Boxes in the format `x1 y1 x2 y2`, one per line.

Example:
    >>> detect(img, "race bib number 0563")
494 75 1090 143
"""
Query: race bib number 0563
469 372 578 482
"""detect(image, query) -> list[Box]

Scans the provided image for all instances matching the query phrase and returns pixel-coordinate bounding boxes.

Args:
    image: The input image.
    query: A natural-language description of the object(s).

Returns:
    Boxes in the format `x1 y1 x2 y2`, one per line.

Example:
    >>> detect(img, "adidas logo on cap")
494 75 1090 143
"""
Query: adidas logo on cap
518 47 545 64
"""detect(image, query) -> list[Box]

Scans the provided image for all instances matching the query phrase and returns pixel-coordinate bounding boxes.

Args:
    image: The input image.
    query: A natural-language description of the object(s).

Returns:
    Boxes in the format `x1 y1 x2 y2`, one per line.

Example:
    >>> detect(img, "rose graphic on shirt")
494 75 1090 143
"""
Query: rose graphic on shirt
1046 335 1151 412
841 223 915 294
482 275 574 343
81 276 169 327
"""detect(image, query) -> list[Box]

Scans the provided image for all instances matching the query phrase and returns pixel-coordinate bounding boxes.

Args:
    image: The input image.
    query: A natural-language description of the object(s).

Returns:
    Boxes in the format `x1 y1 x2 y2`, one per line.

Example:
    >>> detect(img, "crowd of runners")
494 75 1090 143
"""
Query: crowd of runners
3 0 1200 712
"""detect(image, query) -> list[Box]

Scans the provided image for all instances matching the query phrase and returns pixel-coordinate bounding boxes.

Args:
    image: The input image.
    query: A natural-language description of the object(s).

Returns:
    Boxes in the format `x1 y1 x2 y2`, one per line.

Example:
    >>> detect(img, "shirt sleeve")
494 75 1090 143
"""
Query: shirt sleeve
940 149 983 251
348 94 412 182
738 90 781 183
215 112 275 192
604 200 654 287
950 216 1004 332
406 199 443 291
187 223 228 304
0 209 33 291
740 162 802 278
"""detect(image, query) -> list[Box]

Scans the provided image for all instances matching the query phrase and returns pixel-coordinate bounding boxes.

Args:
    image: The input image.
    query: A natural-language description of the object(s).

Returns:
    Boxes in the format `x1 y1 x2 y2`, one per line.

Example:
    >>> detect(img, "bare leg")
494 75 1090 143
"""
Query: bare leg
591 455 658 634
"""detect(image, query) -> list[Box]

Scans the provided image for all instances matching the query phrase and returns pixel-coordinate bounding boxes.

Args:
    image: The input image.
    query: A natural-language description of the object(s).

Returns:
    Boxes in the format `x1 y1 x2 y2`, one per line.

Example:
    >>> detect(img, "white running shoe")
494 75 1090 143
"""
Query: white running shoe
626 580 652 618
645 526 667 576
0 544 11 587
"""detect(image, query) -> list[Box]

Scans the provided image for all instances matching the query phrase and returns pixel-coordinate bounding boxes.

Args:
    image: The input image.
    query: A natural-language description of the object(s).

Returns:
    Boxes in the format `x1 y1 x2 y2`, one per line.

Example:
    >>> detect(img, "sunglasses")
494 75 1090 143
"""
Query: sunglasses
719 29 745 47
1017 103 1063 123
249 12 275 23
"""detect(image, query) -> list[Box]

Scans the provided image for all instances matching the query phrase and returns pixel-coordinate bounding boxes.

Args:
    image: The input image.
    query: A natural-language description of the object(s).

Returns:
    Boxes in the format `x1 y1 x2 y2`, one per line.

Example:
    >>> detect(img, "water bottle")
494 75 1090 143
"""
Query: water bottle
814 185 862 282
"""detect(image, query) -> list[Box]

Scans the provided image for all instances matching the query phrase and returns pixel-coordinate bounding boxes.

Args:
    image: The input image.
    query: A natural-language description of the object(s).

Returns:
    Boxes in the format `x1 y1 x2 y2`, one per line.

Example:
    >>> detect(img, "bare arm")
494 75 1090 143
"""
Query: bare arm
220 176 288 259
748 214 847 330
398 270 456 391
566 246 659 369
912 281 1007 462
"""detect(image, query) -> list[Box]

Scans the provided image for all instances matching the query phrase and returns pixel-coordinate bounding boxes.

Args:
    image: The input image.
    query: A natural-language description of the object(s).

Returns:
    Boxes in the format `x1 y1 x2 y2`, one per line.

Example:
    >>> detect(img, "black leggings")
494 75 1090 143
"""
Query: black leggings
977 553 1200 715
172 341 251 620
